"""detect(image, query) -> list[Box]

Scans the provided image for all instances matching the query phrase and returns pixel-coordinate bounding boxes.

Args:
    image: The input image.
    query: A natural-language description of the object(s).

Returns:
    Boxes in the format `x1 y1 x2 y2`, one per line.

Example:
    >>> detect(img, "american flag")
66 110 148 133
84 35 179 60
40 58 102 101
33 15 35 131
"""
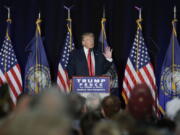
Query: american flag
122 19 160 115
57 21 75 92
0 20 22 104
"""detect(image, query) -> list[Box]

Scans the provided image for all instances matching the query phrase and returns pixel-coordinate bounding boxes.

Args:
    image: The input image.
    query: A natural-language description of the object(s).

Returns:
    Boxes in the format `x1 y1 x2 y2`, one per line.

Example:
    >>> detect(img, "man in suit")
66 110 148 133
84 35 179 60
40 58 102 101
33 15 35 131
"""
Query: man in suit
67 33 113 78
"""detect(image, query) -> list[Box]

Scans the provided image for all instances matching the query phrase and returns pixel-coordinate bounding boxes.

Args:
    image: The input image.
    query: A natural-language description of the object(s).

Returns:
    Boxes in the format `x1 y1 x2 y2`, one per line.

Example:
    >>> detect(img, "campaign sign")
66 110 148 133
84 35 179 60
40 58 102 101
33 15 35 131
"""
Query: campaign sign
72 76 110 98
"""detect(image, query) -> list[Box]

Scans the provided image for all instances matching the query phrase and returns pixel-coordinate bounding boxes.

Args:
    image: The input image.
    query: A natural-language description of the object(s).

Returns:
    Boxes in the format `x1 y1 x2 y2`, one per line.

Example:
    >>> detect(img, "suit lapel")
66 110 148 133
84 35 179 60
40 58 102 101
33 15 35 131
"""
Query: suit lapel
80 48 89 75
94 51 99 75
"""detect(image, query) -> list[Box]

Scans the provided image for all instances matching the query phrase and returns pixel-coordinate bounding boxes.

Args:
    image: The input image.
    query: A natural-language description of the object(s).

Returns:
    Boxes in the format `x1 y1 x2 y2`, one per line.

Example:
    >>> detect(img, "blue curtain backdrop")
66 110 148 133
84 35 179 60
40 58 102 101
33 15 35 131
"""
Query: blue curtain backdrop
0 0 180 98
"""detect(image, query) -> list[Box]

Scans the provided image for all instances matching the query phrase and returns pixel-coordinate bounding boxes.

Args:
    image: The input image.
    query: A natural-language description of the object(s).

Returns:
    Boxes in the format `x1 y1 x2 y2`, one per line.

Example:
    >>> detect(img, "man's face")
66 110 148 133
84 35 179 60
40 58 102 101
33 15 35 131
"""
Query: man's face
82 35 94 49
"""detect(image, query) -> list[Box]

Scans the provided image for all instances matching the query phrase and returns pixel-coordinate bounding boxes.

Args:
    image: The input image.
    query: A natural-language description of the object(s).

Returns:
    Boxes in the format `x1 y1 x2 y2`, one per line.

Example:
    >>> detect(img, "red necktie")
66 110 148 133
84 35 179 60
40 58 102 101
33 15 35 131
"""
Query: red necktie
87 49 95 76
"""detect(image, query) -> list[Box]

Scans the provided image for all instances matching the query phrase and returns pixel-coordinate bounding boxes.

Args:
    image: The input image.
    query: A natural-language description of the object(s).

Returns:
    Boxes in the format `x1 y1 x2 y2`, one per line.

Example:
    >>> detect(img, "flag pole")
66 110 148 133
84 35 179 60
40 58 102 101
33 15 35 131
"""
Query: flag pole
64 6 74 91
172 6 177 91
4 6 11 39
68 8 72 51
101 6 106 52
35 12 42 94
174 6 176 19
7 7 10 19
103 6 105 19
4 6 11 19
135 7 142 72
64 6 73 51
36 12 41 35
4 7 11 73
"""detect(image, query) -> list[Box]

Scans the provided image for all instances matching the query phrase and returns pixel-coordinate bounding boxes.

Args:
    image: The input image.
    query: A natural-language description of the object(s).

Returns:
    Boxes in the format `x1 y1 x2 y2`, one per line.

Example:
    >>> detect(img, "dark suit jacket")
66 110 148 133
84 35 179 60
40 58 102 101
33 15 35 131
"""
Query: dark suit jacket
67 48 112 78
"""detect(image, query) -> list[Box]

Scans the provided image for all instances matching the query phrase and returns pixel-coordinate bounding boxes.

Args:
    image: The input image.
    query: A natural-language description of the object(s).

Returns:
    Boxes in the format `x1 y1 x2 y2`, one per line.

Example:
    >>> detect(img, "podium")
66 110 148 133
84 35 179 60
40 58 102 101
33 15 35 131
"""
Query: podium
72 76 110 98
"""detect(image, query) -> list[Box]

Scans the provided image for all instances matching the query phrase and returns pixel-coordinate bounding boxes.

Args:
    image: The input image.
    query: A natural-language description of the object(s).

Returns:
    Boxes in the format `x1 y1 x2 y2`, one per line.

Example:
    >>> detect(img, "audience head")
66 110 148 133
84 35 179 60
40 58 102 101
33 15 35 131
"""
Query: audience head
80 111 101 135
175 122 180 135
86 93 101 112
101 95 121 119
5 107 71 135
174 110 180 135
3 86 71 135
127 83 153 120
68 92 86 119
14 93 31 115
93 120 122 135
166 98 180 120
29 86 69 115
0 84 12 119
156 118 175 132
133 128 168 135
112 112 136 135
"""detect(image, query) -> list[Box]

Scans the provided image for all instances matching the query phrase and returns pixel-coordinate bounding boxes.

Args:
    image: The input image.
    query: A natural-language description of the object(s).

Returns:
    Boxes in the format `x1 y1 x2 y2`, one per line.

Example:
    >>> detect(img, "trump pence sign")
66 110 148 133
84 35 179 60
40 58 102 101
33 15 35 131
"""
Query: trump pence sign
72 76 110 98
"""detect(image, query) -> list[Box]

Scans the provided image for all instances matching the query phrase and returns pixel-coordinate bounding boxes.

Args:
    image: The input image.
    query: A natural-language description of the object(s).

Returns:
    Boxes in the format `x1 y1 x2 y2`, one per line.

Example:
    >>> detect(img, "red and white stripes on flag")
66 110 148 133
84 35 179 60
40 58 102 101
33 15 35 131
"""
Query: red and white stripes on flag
57 20 75 92
122 18 161 116
57 63 70 92
4 65 22 104
122 59 157 103
0 52 23 105
0 20 23 105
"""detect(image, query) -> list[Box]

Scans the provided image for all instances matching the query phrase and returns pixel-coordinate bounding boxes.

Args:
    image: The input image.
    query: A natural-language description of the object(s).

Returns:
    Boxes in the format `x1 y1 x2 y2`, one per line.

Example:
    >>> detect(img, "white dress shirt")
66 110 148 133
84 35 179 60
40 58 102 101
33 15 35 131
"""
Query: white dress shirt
83 47 113 74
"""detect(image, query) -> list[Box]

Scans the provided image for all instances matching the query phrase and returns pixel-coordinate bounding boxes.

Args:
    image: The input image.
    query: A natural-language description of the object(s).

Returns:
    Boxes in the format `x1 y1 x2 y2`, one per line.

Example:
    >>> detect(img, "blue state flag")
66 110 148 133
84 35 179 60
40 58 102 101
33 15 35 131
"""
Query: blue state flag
98 15 119 91
98 17 109 52
24 18 51 95
159 19 180 112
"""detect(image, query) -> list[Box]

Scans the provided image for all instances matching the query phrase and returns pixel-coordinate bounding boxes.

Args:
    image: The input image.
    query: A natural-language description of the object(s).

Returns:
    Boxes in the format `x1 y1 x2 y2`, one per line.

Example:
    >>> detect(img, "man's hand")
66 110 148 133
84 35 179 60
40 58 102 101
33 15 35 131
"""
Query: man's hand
103 47 113 59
